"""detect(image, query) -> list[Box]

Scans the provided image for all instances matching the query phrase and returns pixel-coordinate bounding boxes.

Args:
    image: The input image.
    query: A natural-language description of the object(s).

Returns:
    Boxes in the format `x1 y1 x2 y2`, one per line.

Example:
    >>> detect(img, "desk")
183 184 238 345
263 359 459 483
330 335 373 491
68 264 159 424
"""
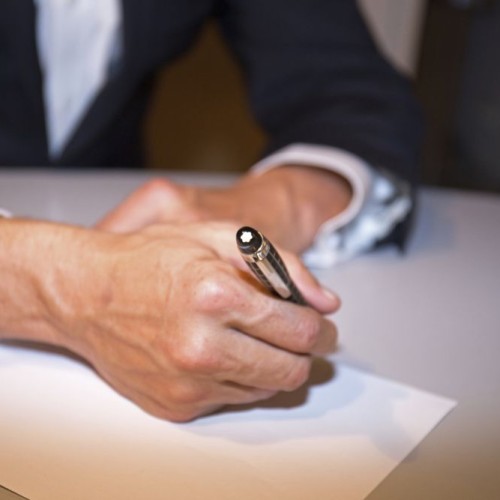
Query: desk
0 170 499 499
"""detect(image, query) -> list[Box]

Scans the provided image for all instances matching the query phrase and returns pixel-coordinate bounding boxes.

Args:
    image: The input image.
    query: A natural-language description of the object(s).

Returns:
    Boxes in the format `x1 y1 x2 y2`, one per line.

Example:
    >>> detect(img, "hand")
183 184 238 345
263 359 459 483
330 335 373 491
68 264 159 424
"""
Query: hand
0 219 339 422
96 165 352 253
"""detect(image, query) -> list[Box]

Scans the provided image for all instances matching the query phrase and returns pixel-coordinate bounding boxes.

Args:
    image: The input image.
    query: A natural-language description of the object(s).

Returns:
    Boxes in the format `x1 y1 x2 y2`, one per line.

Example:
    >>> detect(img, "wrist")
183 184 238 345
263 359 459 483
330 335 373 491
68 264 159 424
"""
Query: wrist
236 165 353 252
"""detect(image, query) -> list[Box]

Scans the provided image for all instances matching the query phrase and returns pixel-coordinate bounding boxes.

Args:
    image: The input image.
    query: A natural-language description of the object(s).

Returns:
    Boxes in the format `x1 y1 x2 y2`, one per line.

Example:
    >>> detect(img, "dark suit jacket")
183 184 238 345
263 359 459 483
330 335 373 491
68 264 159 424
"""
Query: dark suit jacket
1 0 422 175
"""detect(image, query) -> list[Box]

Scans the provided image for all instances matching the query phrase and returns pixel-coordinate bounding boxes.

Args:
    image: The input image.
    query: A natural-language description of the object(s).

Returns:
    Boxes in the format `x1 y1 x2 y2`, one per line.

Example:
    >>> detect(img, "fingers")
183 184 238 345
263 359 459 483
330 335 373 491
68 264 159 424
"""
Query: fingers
184 258 338 353
96 180 165 232
101 368 278 423
177 223 339 355
97 308 316 422
160 311 315 394
216 224 341 313
183 222 342 313
229 295 338 356
96 178 194 233
214 327 315 391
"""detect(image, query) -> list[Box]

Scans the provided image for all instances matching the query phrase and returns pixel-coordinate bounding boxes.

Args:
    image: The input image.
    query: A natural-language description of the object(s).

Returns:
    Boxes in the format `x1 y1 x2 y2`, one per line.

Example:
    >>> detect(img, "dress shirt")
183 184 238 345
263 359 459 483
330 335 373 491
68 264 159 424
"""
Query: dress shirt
0 0 411 267
34 0 121 158
253 145 411 267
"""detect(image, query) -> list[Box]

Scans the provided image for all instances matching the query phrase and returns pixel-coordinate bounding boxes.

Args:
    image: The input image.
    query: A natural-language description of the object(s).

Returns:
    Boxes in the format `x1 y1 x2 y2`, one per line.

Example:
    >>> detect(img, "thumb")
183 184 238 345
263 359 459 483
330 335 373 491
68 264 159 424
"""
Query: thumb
282 250 341 314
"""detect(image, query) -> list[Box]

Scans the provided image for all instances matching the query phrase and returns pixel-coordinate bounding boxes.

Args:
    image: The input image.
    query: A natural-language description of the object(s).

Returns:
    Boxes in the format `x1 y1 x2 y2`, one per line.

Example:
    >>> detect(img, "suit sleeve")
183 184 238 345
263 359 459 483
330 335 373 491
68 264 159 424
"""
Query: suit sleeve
215 0 423 185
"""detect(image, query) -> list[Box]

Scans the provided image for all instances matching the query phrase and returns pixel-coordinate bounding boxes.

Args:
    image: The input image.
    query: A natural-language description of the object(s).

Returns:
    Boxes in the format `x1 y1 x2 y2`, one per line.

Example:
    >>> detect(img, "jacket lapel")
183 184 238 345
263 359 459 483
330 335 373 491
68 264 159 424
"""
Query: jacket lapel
7 0 48 158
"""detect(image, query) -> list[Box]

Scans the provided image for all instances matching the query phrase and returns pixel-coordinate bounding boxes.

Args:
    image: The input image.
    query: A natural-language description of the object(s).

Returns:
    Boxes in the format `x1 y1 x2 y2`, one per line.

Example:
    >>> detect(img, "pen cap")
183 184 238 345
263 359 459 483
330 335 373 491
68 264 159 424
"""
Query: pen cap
236 227 263 255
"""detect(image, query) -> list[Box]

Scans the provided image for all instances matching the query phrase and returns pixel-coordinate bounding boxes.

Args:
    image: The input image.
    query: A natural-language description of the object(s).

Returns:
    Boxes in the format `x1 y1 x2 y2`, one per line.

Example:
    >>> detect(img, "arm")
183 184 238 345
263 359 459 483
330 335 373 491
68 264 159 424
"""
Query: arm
96 165 352 253
97 0 422 255
0 217 338 421
216 0 423 184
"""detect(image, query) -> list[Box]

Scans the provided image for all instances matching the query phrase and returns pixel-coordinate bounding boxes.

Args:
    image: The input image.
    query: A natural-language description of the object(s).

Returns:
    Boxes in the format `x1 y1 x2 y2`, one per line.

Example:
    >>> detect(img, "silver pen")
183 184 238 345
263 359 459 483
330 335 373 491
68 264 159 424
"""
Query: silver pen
236 226 308 306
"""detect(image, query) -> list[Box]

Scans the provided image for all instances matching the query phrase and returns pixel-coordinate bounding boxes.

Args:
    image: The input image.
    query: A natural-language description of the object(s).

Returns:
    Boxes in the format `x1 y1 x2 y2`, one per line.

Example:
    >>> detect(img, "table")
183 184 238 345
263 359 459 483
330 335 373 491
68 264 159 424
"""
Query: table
1 170 499 499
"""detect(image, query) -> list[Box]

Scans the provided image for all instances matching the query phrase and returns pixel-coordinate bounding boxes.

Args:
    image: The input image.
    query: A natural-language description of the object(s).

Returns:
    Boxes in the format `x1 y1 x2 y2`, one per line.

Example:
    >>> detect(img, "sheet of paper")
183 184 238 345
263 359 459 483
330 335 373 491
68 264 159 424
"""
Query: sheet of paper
0 342 455 500
0 485 27 500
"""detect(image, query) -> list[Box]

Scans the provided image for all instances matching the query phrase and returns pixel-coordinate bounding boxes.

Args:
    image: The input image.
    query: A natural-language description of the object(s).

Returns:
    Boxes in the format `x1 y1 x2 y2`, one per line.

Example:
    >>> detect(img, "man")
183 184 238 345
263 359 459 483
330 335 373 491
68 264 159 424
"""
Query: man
0 0 422 421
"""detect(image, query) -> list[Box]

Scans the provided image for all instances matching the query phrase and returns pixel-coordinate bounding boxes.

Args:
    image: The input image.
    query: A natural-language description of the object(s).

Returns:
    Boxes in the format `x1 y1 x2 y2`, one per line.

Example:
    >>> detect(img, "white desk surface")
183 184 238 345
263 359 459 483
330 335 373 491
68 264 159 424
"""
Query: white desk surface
0 170 499 499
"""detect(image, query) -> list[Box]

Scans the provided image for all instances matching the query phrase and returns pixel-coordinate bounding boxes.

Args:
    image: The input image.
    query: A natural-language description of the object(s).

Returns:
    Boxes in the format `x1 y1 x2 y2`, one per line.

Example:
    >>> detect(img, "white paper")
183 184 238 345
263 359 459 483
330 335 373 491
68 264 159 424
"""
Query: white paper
0 342 455 500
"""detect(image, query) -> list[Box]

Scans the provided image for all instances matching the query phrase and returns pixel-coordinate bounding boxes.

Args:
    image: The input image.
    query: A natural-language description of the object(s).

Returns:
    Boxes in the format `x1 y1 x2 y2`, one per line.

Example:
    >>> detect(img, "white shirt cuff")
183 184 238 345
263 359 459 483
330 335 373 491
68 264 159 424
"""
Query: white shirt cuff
250 143 412 267
0 208 12 218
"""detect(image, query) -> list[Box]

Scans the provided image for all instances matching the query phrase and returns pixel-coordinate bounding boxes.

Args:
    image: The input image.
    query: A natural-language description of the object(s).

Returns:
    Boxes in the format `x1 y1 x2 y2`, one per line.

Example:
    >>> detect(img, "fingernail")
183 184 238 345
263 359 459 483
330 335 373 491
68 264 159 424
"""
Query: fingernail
321 287 341 306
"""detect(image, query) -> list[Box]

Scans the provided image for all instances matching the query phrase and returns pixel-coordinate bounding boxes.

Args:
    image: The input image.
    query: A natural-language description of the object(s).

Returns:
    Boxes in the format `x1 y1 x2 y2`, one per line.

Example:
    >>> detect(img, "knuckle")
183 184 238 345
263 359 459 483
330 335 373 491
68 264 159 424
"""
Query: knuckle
170 334 220 375
192 271 239 314
167 381 206 407
282 357 311 391
146 384 209 422
295 313 321 352
144 178 170 197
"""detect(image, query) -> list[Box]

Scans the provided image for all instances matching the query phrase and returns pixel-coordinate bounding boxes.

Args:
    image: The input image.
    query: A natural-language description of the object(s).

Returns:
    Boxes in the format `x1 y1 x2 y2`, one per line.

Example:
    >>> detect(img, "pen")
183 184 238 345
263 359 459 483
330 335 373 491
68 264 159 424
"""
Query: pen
236 226 308 306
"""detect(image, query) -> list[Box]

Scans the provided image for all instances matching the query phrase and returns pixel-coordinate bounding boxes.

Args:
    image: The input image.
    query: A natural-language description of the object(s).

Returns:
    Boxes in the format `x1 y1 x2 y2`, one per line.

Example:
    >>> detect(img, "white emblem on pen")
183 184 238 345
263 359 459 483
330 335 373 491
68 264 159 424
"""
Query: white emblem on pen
240 231 253 243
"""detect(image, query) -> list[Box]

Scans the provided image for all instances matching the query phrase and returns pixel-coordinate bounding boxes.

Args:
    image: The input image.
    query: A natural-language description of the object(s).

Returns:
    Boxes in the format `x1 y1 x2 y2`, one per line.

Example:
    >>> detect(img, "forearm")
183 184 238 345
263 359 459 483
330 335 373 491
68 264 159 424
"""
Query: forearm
0 218 87 346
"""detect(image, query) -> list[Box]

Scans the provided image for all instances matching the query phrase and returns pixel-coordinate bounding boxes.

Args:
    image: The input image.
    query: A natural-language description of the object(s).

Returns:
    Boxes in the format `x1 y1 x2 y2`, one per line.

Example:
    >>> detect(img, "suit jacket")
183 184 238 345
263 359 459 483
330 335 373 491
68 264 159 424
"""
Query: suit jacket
1 0 422 173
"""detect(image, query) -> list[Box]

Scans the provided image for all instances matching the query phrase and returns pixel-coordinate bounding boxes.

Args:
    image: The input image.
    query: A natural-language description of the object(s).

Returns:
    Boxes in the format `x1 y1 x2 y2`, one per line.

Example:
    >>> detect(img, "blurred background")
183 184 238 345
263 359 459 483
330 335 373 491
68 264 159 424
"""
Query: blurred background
144 0 500 195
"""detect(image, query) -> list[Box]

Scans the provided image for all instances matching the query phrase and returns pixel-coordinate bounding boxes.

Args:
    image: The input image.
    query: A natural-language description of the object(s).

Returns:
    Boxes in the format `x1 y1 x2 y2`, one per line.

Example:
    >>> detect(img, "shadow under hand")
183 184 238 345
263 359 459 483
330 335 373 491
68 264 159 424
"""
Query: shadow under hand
187 354 418 463
229 356 336 414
